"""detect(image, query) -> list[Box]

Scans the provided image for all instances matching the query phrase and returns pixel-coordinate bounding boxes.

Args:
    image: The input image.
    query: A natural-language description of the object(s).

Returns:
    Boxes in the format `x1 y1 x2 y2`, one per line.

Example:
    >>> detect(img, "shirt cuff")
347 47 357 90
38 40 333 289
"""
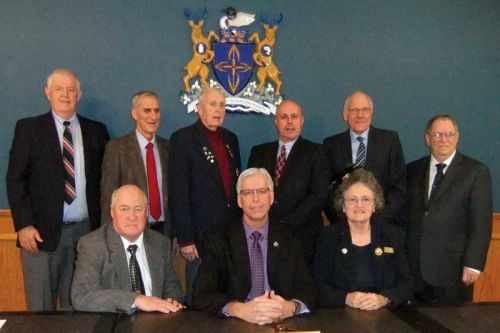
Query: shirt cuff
465 266 481 274
293 299 310 314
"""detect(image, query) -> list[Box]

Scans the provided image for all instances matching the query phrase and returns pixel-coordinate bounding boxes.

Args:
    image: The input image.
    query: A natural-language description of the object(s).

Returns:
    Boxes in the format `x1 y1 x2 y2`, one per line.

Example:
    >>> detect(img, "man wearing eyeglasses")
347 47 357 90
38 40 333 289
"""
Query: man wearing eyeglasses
248 100 331 267
323 91 406 227
192 168 316 325
406 115 492 303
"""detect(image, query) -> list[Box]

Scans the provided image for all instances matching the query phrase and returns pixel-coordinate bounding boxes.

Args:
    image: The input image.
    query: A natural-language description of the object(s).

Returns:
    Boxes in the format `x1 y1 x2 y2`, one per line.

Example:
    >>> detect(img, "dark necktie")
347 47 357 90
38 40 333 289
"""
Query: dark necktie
274 145 287 187
146 143 161 221
62 121 76 204
354 136 366 168
249 231 265 300
127 244 145 295
430 163 446 198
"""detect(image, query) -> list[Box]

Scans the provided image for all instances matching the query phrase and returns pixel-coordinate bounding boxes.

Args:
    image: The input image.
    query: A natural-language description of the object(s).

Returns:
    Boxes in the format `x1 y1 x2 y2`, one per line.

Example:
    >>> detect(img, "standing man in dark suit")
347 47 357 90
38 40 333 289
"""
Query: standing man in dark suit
71 185 184 314
248 100 331 266
101 91 172 238
323 91 406 226
168 87 241 302
406 115 492 303
192 168 316 325
6 68 109 311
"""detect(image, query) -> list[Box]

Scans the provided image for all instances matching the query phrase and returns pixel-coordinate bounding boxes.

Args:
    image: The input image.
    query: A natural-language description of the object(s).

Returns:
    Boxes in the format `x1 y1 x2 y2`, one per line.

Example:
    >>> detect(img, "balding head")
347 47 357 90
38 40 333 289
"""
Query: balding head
274 100 304 143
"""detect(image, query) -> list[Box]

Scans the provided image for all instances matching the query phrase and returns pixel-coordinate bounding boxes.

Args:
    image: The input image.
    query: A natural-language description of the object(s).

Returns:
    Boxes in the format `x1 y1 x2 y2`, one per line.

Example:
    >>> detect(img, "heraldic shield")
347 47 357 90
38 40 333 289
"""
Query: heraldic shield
212 41 254 96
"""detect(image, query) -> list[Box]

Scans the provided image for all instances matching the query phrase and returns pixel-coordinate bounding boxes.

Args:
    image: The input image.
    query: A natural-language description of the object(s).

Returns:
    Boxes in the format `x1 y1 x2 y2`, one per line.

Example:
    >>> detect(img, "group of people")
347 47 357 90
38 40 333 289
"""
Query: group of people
6 68 492 326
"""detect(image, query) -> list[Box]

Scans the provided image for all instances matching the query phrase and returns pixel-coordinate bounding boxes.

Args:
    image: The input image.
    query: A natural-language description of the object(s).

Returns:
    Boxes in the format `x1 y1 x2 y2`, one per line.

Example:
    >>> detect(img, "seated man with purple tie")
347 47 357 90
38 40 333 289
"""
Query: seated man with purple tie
192 168 316 325
71 185 184 314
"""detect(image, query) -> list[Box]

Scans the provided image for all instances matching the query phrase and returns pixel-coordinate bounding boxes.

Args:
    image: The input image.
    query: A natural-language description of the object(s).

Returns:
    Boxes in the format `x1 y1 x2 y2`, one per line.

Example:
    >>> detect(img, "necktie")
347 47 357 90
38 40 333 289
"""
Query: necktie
62 121 76 204
249 231 265 300
127 245 145 295
430 163 446 198
146 143 161 221
354 136 366 168
274 145 287 187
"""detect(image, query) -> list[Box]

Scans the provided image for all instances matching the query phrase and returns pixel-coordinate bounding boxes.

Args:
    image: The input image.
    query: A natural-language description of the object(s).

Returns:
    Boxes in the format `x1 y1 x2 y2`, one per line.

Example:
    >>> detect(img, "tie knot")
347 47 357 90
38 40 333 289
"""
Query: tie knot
251 231 262 243
63 121 70 127
436 163 446 171
146 142 153 150
357 136 364 144
128 244 138 255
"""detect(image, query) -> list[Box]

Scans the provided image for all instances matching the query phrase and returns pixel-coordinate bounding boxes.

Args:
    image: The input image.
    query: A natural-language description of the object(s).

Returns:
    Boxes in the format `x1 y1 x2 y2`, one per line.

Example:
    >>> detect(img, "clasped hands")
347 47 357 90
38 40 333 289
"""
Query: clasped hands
134 295 185 313
227 290 295 326
345 292 389 311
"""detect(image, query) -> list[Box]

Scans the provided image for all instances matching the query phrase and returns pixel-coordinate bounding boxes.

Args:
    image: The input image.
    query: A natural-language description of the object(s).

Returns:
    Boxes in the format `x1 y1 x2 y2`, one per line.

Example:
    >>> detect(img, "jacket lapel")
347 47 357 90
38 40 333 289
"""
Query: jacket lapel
106 224 132 291
228 222 251 295
143 231 163 297
127 132 149 191
341 130 353 167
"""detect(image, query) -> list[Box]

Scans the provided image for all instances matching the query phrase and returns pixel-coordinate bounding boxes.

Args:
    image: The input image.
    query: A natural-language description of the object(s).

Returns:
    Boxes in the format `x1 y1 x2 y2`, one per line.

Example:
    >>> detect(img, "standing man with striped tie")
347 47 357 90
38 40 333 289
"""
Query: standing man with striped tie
323 91 406 227
6 69 109 311
248 100 331 267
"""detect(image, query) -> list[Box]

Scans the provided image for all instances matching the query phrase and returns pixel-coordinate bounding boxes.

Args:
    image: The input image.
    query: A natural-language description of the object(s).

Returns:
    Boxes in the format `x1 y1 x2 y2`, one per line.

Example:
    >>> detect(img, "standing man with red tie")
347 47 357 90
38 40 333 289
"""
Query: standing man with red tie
6 68 109 311
248 100 331 267
100 91 173 239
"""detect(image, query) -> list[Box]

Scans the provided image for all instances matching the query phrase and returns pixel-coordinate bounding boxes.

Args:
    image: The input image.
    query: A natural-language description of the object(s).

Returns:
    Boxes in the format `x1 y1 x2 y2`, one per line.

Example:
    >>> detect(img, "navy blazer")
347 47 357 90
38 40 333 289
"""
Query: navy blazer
7 112 109 251
248 136 331 264
406 152 492 286
323 127 406 227
168 120 241 248
192 217 317 314
314 222 412 308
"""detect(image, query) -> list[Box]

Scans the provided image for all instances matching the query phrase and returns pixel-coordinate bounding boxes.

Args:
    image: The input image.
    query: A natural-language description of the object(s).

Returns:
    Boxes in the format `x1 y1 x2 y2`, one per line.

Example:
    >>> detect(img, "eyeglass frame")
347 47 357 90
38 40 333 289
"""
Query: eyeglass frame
427 131 458 139
239 187 271 197
343 196 374 206
347 107 372 115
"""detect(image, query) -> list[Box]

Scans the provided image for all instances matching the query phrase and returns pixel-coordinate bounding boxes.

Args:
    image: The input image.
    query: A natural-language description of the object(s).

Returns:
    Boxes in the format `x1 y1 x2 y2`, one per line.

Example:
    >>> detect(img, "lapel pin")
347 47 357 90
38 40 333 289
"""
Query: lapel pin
384 247 394 253
273 241 279 247
341 248 348 254
375 247 383 256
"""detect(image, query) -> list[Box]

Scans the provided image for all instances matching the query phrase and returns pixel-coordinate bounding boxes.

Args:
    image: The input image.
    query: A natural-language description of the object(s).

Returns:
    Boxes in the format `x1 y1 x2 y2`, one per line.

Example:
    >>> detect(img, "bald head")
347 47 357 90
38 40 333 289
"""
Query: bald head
342 91 373 134
110 185 148 242
275 100 304 143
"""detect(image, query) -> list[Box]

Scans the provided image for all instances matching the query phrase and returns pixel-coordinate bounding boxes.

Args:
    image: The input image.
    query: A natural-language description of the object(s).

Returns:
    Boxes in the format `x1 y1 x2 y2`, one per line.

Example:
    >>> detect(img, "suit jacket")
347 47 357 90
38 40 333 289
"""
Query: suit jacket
192 217 317 314
314 222 412 308
100 131 171 236
406 152 492 286
248 137 331 264
71 223 183 314
6 112 109 251
323 127 406 226
168 120 241 249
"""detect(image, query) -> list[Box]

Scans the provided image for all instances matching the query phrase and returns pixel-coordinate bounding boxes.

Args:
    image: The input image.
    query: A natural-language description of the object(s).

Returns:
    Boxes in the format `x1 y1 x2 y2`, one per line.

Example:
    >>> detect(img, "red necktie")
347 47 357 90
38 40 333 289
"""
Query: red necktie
275 145 286 187
146 143 161 221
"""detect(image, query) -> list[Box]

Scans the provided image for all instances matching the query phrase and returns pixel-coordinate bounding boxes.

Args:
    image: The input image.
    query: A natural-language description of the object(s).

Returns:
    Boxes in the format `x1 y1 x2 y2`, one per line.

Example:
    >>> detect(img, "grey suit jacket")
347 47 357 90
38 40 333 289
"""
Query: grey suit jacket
71 223 183 313
100 131 171 235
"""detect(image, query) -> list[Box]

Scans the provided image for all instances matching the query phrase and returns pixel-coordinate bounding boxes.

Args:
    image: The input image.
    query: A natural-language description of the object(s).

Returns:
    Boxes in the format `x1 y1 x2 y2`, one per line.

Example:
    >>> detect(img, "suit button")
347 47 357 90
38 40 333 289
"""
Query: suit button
227 203 231 208
424 211 429 216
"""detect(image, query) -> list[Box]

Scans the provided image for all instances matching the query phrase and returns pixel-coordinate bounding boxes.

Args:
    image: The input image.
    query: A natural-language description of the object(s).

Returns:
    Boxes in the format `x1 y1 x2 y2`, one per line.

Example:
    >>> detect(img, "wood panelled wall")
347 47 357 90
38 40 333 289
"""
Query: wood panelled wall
1 210 498 311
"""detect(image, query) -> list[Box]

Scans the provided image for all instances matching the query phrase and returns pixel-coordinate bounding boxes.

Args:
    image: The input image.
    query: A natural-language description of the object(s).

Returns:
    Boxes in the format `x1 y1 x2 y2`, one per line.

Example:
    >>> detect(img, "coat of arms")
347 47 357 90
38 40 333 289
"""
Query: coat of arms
180 7 283 115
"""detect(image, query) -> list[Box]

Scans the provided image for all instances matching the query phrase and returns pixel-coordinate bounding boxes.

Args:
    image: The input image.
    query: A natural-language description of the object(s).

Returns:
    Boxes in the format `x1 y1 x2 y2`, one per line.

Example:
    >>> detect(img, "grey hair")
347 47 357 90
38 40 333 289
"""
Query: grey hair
46 68 81 91
131 91 160 109
236 168 274 194
198 87 225 106
333 168 384 213
343 91 373 112
110 184 148 211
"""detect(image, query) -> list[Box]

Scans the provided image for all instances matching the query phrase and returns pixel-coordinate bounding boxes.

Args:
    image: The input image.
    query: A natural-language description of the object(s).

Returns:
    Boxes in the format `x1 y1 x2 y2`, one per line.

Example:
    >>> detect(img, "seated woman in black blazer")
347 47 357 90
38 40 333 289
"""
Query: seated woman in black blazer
314 169 412 310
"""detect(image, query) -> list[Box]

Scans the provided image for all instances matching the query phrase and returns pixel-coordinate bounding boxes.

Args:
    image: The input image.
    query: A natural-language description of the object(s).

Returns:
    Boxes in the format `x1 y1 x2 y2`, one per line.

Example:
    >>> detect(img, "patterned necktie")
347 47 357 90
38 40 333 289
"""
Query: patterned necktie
354 136 366 168
62 121 76 204
249 231 265 300
146 143 161 221
274 145 287 187
430 163 446 198
127 244 145 295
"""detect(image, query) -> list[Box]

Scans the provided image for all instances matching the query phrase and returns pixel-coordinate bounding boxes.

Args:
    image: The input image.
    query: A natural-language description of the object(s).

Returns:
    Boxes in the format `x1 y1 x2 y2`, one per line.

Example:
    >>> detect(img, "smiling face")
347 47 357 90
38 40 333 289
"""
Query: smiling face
425 118 459 162
274 100 304 143
44 71 81 120
110 185 148 242
343 92 373 134
198 88 226 131
238 173 274 229
342 182 375 226
132 95 160 141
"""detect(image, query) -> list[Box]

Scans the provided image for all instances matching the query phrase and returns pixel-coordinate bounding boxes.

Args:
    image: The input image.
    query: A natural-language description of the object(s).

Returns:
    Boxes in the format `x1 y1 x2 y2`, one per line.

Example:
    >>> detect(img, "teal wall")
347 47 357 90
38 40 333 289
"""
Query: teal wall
1 1 499 209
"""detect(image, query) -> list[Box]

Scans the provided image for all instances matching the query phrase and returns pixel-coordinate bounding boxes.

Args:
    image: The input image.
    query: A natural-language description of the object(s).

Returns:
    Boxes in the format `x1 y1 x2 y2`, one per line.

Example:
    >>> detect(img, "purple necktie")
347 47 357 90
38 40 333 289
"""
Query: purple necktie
249 231 265 300
62 121 76 204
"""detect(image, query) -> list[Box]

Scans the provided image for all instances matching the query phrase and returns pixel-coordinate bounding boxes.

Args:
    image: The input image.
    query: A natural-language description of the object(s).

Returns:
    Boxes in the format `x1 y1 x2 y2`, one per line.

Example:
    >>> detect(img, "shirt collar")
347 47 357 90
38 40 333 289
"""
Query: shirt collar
349 128 369 143
278 138 298 154
243 219 269 241
135 129 156 148
120 232 145 251
430 150 456 168
51 111 77 125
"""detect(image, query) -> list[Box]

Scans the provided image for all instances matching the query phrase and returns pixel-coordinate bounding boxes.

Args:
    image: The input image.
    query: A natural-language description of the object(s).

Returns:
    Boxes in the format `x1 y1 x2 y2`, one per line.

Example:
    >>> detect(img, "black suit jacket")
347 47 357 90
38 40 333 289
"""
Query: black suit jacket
192 217 317 314
168 120 241 248
248 137 331 264
6 112 109 251
314 222 412 308
406 152 492 286
323 127 406 226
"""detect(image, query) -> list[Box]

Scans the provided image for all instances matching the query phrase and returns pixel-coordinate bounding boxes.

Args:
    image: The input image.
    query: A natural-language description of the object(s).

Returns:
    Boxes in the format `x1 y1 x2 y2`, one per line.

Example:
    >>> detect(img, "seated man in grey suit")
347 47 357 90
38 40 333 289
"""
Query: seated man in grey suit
71 185 184 313
192 168 316 325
